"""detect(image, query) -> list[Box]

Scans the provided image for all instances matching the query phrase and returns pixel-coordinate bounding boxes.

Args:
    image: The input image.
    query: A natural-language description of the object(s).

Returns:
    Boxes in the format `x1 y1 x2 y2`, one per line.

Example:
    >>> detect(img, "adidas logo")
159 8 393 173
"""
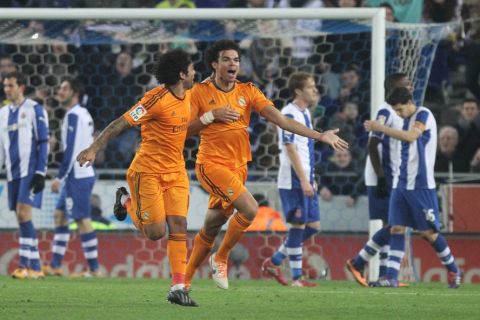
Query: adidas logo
208 99 216 105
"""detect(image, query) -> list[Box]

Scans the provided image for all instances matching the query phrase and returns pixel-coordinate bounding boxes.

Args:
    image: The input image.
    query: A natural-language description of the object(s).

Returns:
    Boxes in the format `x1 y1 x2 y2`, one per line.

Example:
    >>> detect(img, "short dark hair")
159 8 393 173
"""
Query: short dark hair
4 71 27 87
384 72 407 95
386 87 412 106
154 48 192 86
205 39 240 72
463 98 479 106
61 77 85 102
288 71 313 97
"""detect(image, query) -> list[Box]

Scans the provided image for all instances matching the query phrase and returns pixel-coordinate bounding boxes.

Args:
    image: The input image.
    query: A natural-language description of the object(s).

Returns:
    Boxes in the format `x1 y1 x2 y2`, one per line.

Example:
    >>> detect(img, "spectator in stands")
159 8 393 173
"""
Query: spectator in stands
327 100 364 148
337 64 369 118
155 0 195 8
337 0 363 7
422 0 463 106
0 55 17 105
366 0 423 23
195 0 226 7
103 50 142 168
227 0 269 7
455 99 480 170
379 2 397 22
435 126 470 172
464 15 480 101
317 148 365 207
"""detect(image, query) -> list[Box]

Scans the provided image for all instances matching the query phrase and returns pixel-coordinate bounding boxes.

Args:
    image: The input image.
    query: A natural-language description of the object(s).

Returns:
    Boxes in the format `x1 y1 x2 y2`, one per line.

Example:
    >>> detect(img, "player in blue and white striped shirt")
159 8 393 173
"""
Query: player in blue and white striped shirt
346 73 409 286
262 72 336 287
365 87 462 288
42 78 99 277
0 71 49 279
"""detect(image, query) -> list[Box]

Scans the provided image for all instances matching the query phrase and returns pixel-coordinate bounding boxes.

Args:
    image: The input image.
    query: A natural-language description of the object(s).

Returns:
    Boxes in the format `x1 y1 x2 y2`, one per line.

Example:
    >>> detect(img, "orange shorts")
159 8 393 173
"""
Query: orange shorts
195 163 247 217
126 168 189 226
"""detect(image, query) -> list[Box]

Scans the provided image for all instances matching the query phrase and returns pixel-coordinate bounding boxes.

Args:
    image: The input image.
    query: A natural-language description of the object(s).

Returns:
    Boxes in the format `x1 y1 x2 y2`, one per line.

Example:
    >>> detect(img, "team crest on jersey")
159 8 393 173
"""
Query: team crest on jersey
227 187 234 197
378 115 386 125
129 104 146 121
20 112 26 119
238 96 246 107
142 211 150 220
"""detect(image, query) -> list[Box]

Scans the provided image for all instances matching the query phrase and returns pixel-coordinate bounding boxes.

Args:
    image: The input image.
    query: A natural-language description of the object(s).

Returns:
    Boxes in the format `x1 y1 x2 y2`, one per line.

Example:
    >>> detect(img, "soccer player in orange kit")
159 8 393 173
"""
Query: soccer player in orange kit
76 48 239 307
185 40 349 290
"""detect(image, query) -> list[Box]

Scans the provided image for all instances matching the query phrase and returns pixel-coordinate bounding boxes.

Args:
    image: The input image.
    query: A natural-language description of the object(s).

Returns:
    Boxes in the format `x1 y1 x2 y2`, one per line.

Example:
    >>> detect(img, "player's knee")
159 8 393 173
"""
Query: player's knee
390 225 405 234
242 202 258 221
145 231 165 241
419 230 437 243
143 224 166 241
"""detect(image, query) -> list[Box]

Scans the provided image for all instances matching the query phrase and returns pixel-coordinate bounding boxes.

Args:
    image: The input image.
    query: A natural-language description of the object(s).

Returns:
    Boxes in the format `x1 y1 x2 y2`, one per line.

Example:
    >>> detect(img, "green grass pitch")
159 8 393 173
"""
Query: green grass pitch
0 277 479 320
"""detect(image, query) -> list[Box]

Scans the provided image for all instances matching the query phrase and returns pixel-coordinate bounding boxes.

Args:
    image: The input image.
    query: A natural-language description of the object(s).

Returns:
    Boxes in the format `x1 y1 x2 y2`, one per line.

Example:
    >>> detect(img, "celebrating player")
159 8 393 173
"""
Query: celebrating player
77 48 201 306
184 40 348 290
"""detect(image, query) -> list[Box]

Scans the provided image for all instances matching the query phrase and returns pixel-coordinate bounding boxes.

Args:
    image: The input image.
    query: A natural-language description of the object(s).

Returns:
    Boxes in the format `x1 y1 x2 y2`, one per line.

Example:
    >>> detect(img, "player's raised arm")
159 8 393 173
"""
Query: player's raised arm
260 105 349 151
76 116 130 167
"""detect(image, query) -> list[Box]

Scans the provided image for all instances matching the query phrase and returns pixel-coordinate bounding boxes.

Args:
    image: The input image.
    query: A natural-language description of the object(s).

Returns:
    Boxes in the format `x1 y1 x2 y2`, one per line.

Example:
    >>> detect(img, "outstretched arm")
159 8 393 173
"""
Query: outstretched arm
260 105 349 151
364 120 422 142
76 116 130 167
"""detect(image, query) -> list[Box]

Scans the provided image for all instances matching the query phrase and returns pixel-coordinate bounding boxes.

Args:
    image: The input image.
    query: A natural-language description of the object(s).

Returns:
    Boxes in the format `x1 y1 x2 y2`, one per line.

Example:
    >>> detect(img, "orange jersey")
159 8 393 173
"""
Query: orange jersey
123 86 190 173
191 79 273 169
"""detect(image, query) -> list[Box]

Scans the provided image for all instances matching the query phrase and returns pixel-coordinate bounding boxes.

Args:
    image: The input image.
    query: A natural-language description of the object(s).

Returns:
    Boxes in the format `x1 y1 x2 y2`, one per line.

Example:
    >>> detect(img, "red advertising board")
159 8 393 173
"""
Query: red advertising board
1 231 479 284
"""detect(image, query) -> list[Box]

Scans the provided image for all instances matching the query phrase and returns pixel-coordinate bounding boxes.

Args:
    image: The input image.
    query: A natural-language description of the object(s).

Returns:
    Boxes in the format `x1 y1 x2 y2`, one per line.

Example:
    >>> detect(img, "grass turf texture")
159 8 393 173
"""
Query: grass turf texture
0 277 479 320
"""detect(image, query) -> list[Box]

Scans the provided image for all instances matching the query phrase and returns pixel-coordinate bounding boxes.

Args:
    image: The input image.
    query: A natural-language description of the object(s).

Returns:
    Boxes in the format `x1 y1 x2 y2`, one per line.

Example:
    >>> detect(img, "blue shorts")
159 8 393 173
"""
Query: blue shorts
56 176 95 220
279 188 320 224
367 186 390 222
7 176 42 211
388 188 440 232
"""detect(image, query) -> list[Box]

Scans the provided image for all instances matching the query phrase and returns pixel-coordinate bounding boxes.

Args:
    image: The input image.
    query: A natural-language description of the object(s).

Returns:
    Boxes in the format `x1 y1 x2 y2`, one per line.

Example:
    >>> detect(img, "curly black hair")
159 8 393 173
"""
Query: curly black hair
154 48 192 86
204 40 240 72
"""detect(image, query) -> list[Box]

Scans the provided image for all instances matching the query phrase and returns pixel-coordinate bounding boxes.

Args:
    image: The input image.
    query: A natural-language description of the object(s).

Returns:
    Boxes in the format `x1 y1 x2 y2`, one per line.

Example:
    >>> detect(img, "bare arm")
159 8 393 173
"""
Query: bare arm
76 116 130 167
260 105 349 150
364 120 422 142
285 143 314 197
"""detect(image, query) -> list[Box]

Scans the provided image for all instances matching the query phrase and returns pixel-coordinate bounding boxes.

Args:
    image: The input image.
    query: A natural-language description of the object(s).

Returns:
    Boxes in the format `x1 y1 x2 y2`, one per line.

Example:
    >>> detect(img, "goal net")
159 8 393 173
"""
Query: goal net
0 8 452 281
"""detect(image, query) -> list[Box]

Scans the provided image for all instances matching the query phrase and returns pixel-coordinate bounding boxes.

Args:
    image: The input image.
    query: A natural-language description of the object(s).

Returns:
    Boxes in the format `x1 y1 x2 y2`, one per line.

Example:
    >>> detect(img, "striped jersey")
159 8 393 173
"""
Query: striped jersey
277 102 315 189
0 98 49 181
57 104 95 180
393 106 437 190
364 102 403 187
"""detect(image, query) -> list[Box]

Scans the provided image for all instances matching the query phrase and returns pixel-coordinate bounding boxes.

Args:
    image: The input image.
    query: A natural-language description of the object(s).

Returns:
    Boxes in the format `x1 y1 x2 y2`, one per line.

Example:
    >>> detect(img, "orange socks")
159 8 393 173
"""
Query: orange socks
215 212 252 264
185 229 215 285
167 233 188 286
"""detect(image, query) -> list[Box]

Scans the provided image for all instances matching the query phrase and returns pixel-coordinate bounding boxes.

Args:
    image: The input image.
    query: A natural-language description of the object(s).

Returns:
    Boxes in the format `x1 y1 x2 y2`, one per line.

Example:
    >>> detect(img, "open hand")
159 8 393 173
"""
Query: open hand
321 128 349 151
212 107 240 123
